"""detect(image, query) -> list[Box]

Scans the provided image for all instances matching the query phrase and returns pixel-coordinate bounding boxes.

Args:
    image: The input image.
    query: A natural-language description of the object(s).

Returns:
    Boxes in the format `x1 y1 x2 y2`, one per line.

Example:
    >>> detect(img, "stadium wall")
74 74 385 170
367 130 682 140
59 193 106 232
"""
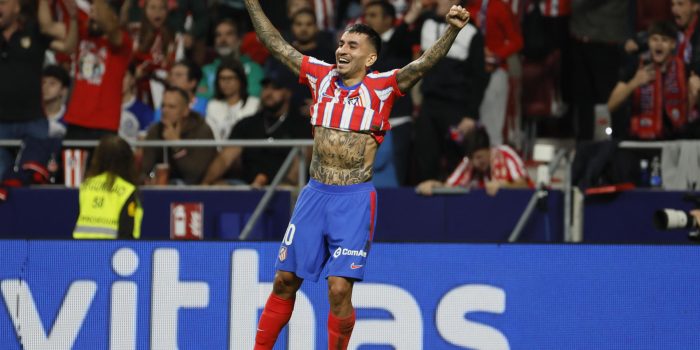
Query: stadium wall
1 241 699 349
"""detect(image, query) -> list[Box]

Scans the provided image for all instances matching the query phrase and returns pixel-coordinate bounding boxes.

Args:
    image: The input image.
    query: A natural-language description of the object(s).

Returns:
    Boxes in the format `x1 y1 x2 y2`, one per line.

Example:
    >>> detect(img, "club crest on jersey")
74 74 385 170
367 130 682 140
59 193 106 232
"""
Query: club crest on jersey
278 246 288 261
346 96 362 106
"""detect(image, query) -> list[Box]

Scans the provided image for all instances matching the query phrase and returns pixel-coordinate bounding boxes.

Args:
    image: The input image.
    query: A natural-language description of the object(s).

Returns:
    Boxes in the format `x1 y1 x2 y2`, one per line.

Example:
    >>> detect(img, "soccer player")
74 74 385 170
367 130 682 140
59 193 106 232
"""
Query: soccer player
245 0 471 348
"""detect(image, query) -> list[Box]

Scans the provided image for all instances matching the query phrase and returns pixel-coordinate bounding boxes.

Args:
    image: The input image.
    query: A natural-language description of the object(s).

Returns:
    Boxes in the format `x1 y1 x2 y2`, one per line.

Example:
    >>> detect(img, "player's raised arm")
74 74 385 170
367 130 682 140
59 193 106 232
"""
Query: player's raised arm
396 5 470 93
244 0 303 76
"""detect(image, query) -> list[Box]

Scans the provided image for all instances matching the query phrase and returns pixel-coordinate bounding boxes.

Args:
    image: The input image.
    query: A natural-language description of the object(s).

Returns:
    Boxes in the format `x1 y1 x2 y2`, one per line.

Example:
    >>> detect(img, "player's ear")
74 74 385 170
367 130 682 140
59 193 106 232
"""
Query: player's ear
366 52 377 68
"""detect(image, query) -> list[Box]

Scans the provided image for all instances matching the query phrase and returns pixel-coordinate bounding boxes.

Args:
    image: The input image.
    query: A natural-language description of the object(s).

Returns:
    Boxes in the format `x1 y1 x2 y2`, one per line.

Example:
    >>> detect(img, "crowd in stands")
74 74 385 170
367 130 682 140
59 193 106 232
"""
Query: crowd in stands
0 0 699 191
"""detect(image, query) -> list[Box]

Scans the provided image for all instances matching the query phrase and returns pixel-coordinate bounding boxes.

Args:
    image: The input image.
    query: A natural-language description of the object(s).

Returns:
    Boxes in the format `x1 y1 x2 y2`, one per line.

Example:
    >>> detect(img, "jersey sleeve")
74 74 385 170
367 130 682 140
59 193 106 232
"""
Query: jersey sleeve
369 69 405 97
299 55 334 87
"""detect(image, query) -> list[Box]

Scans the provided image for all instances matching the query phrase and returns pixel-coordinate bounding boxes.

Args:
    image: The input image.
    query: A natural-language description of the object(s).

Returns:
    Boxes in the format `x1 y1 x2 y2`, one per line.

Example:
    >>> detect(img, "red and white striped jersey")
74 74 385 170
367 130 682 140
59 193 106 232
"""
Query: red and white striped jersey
446 145 531 188
299 55 405 143
539 0 571 17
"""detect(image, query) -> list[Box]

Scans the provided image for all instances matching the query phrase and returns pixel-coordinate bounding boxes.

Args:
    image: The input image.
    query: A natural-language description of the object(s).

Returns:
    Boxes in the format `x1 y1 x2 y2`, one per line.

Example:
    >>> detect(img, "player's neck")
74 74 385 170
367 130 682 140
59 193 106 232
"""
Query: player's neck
340 73 365 87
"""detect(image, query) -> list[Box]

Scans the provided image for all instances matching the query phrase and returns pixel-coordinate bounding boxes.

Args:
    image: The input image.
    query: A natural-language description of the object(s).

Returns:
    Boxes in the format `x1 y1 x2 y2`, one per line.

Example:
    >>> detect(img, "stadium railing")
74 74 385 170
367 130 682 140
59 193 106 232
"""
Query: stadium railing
0 138 315 241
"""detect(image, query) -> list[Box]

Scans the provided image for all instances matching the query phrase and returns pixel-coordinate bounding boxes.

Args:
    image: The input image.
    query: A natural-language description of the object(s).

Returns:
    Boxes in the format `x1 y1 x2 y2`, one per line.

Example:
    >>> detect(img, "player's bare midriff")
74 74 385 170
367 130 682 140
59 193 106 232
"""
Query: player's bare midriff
309 126 378 185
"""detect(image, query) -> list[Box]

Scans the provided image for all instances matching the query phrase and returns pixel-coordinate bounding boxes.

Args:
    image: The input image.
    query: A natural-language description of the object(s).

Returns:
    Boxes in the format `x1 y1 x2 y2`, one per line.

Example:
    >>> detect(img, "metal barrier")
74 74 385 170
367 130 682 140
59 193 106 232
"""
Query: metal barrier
0 138 314 241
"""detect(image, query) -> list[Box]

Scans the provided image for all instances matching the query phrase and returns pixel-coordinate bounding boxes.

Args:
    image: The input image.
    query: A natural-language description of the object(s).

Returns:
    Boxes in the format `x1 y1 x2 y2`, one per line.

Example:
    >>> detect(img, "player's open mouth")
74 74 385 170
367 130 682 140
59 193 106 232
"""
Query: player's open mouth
337 57 350 66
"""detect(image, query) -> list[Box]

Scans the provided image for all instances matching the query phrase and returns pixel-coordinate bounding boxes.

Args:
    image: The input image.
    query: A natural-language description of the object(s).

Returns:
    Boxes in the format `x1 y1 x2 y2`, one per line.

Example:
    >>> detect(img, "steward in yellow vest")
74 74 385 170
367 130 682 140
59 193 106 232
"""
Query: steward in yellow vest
73 135 143 239
74 173 143 239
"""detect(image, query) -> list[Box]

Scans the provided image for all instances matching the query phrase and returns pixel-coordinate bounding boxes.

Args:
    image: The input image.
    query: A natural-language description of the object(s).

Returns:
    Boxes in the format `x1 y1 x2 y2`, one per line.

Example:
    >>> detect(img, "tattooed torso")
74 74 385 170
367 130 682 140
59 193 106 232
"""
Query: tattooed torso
309 126 378 185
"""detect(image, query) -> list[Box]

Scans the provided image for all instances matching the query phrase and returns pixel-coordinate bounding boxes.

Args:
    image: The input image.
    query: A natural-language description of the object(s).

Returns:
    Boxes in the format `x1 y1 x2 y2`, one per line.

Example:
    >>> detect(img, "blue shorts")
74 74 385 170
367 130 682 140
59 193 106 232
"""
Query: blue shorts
275 179 377 282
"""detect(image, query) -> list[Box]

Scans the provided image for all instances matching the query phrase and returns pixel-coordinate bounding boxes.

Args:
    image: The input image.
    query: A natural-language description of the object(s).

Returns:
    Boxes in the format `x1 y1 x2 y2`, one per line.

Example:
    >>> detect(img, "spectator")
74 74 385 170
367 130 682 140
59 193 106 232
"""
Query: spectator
42 65 71 139
73 135 142 239
570 0 629 141
266 8 335 118
131 0 181 108
201 74 312 187
672 0 700 73
205 59 260 142
120 63 155 143
122 0 208 64
63 0 132 140
414 0 488 182
363 0 421 185
416 126 531 196
466 0 523 145
197 18 264 99
608 21 690 140
141 86 216 185
0 0 77 179
154 59 207 120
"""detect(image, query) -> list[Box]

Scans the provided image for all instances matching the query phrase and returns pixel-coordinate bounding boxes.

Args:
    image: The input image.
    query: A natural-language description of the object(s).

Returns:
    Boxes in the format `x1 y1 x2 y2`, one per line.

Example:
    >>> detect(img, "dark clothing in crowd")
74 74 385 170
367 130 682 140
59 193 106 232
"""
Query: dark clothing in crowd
570 0 629 141
0 20 52 123
229 108 311 183
415 19 487 182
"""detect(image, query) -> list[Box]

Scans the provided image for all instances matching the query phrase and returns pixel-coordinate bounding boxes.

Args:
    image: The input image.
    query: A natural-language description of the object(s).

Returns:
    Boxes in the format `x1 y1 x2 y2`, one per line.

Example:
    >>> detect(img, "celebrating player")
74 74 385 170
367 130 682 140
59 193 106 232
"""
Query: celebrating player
245 0 470 348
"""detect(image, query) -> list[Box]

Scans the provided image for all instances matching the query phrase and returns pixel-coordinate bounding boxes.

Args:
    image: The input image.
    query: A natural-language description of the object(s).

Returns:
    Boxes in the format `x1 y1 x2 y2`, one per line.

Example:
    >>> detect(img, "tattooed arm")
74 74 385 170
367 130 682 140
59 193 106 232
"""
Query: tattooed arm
396 5 470 93
244 0 303 75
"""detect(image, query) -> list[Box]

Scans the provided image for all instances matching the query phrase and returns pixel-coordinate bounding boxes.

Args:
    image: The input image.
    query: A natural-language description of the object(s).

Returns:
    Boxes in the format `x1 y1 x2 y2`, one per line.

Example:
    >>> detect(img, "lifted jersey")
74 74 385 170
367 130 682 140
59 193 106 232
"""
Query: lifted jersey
299 55 404 143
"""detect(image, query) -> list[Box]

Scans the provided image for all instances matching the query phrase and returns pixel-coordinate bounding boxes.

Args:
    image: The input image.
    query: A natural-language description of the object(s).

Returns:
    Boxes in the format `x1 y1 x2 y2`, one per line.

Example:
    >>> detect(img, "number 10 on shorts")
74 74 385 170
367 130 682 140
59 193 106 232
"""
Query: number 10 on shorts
283 224 296 245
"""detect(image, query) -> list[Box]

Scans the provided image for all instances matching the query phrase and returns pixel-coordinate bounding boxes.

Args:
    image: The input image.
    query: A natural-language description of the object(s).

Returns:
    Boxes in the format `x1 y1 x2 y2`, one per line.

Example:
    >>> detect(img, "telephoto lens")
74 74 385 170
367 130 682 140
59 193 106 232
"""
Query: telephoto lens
653 209 696 230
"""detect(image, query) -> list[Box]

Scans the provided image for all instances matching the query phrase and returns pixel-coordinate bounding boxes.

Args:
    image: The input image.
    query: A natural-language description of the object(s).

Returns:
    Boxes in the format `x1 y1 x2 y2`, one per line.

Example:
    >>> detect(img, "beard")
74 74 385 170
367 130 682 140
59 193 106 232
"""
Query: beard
262 99 286 116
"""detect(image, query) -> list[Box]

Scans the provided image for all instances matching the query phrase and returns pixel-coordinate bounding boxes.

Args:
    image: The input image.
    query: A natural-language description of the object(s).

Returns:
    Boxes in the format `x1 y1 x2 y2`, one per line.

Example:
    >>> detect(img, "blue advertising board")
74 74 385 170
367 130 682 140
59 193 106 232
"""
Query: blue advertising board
1 241 699 349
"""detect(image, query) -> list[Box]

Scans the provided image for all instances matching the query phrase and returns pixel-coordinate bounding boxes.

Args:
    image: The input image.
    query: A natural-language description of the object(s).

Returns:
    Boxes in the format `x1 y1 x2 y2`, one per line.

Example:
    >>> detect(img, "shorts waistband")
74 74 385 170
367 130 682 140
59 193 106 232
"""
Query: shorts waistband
307 179 375 193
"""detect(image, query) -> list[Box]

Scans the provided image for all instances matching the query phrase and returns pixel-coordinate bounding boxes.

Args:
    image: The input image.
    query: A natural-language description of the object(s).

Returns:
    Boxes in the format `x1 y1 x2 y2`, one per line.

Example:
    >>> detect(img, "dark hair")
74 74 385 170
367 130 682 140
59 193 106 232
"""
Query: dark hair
216 18 239 37
344 23 382 54
648 21 678 40
291 7 317 23
173 59 203 92
137 0 174 57
365 0 396 20
86 135 138 187
164 85 191 105
214 58 249 104
463 126 491 156
42 64 71 88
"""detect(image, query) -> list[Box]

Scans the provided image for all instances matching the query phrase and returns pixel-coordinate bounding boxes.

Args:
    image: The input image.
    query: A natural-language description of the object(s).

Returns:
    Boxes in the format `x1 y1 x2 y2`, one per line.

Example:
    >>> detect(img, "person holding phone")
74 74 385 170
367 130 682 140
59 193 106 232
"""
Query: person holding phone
608 21 691 140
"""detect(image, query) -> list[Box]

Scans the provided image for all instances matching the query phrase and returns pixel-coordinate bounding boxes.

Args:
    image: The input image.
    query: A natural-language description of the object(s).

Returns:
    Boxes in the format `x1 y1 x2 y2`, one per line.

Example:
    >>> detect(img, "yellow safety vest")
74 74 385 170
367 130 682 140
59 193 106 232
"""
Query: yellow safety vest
73 173 143 239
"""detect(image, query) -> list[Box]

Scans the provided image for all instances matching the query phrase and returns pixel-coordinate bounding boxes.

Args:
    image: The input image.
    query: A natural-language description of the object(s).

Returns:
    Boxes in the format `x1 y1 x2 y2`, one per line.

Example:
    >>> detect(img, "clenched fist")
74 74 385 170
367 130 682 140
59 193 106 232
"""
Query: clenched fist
446 5 470 29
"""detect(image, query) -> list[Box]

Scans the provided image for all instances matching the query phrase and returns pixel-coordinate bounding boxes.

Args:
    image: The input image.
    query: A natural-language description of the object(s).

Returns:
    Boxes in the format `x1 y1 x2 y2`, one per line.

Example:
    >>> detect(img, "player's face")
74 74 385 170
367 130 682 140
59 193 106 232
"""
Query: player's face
672 0 699 29
215 22 239 56
336 32 377 78
161 91 189 124
648 34 676 64
145 0 167 29
471 148 491 173
292 12 318 45
364 5 393 34
217 68 242 98
0 0 20 30
42 76 65 103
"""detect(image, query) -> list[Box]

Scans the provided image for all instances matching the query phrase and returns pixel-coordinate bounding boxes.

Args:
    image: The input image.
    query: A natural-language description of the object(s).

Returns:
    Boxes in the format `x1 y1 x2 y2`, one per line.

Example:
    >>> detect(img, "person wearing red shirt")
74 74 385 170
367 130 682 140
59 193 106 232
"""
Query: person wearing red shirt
416 126 532 196
466 0 523 145
64 0 132 140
